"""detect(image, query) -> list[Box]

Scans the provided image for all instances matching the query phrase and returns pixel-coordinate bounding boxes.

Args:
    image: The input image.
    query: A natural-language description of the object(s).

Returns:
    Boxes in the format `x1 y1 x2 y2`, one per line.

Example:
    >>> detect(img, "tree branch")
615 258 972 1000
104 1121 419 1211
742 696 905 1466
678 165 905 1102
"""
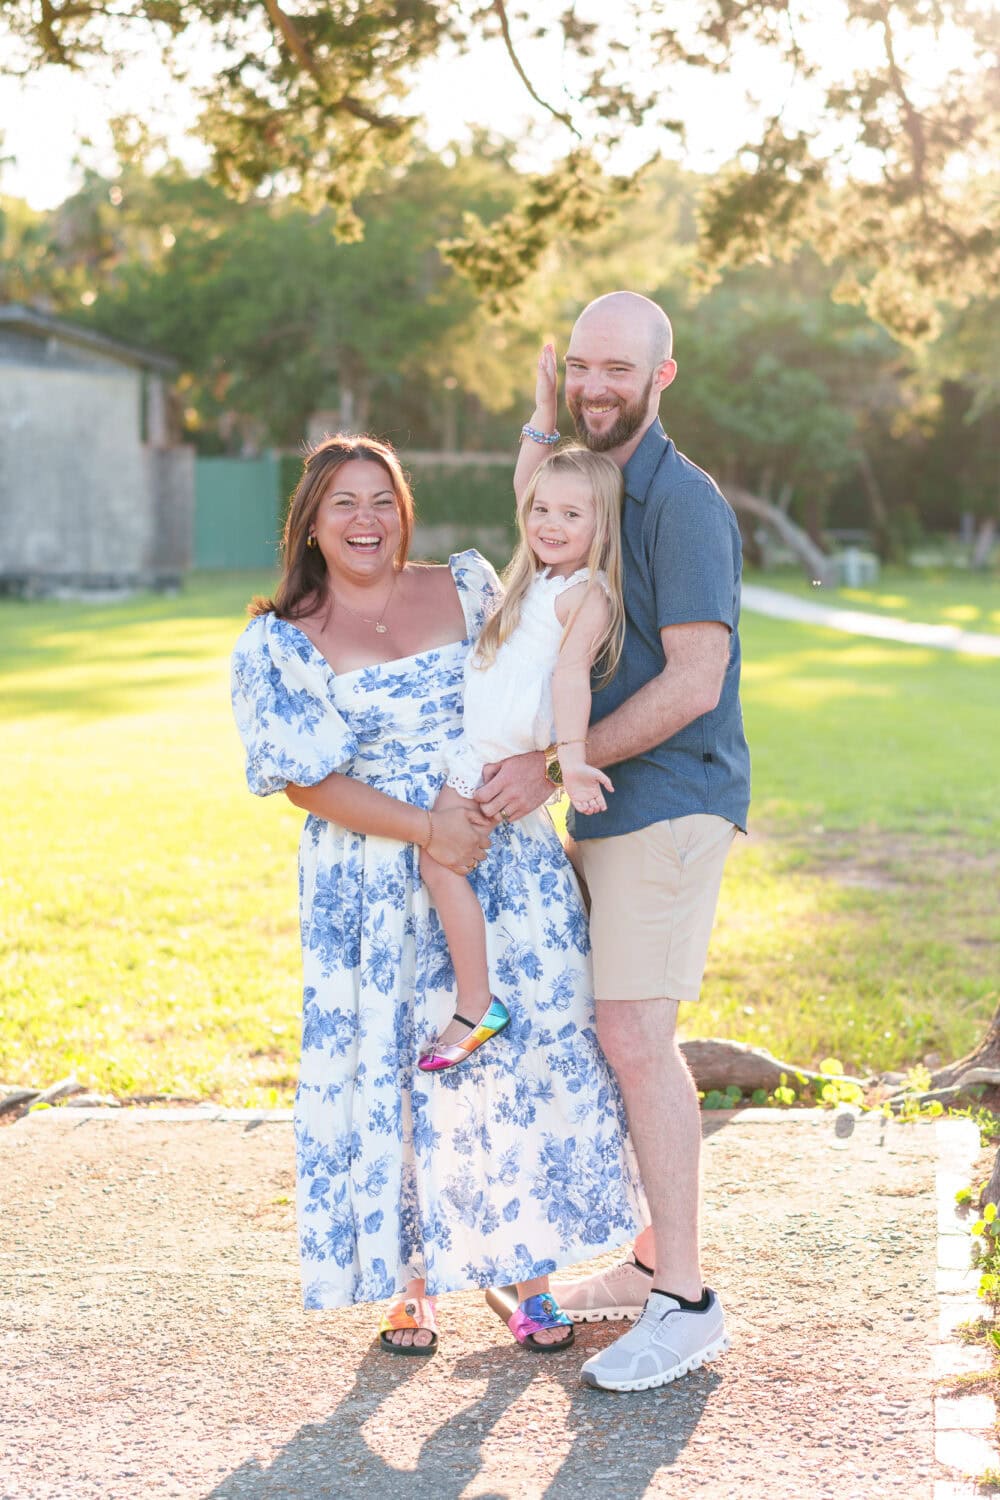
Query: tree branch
260 0 324 84
876 0 927 189
490 0 580 138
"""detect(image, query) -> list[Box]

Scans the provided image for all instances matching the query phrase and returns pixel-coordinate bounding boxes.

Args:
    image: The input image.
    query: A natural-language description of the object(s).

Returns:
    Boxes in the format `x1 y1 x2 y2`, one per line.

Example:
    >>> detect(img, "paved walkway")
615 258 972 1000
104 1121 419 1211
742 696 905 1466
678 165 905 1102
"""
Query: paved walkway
741 585 1000 657
0 1107 994 1499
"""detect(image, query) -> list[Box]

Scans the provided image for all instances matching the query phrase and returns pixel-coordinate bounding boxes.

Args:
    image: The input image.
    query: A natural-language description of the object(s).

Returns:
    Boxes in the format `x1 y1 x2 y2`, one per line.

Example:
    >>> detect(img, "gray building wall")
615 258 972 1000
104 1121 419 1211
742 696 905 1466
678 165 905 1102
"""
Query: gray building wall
0 328 193 593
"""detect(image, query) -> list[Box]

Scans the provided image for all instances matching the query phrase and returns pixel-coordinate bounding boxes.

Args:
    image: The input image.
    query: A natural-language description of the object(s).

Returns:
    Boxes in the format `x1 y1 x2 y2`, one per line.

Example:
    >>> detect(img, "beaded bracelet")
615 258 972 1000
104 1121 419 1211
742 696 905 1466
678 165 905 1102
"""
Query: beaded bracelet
521 423 560 445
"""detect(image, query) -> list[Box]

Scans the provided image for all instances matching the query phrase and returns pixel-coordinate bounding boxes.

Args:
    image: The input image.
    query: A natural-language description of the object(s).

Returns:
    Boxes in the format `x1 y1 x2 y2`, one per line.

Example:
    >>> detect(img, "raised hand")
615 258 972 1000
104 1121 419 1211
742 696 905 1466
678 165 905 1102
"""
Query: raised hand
515 342 560 504
534 342 558 431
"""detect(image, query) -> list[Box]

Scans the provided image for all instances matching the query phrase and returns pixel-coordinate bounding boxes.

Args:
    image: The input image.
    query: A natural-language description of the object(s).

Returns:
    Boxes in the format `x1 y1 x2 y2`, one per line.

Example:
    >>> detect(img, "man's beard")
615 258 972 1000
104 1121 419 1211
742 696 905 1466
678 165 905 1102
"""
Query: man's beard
568 374 655 452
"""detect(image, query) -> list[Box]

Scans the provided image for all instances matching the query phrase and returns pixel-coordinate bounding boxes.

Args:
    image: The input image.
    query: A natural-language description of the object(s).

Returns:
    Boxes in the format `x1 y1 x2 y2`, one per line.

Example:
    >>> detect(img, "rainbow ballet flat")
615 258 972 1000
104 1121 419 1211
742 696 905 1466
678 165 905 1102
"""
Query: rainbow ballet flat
417 997 510 1072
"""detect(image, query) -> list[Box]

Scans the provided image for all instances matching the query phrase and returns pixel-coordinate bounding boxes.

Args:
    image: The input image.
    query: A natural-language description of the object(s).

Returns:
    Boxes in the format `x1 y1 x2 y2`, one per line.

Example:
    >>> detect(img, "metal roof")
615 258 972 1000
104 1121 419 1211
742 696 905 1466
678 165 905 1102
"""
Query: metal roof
0 303 178 373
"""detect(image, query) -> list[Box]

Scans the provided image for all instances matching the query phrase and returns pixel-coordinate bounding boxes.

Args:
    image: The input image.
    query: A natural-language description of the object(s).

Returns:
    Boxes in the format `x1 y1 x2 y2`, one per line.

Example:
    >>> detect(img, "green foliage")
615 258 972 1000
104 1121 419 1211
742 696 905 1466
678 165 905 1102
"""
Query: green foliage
406 461 514 534
659 257 894 531
6 148 993 540
443 149 640 313
0 0 994 338
700 1085 744 1110
892 1092 945 1123
73 149 519 447
971 1203 1000 1307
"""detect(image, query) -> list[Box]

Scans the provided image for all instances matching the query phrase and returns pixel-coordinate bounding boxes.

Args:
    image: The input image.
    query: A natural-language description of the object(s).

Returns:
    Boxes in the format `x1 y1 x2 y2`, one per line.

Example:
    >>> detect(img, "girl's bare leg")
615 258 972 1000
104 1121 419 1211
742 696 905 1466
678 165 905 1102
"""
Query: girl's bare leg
420 783 493 1045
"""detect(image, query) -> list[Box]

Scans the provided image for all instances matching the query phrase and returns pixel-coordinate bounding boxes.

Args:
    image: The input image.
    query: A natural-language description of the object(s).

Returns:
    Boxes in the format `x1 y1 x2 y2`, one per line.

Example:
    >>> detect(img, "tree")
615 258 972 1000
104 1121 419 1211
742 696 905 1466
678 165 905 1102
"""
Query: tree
0 193 52 303
53 147 526 449
1 0 995 340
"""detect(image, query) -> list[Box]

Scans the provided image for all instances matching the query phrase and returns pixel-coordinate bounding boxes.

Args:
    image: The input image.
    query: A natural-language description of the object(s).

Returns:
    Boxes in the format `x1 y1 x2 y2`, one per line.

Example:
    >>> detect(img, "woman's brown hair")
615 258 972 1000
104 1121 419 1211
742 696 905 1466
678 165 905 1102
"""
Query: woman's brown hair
250 435 415 619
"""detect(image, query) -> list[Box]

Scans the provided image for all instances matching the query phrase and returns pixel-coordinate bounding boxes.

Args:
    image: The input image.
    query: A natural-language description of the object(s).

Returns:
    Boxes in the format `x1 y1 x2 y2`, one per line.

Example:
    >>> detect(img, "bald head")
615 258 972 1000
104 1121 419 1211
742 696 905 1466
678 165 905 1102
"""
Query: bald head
575 291 673 366
565 291 677 459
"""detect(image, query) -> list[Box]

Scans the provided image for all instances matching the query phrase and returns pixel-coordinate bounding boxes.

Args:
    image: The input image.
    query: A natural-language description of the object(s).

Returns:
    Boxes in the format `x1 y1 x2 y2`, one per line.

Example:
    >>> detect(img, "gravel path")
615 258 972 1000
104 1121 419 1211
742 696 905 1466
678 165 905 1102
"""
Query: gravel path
0 1109 961 1498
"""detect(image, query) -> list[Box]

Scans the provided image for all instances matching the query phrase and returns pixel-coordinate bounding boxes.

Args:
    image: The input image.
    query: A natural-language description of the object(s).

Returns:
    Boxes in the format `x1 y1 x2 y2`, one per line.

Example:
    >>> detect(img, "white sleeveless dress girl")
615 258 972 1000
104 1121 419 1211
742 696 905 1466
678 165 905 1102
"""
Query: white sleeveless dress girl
446 565 604 798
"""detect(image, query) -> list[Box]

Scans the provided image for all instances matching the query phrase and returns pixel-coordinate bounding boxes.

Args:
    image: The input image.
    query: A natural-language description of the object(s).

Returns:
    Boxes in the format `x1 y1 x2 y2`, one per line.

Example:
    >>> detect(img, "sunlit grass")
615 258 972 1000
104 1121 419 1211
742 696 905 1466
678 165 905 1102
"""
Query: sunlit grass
702 833 997 1076
740 615 1000 838
0 571 996 1098
748 566 1000 635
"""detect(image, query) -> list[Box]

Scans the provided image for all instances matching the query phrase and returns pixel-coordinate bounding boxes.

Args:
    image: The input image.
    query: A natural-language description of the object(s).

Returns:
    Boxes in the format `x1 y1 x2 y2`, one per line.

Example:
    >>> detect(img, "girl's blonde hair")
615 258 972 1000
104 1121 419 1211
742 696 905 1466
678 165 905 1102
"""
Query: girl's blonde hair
474 446 625 687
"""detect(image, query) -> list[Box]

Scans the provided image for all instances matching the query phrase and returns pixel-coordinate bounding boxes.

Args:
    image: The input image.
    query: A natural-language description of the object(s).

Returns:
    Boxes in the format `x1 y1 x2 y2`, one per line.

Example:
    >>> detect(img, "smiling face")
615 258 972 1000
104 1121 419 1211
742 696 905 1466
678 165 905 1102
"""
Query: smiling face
565 297 677 461
524 470 599 577
310 458 402 585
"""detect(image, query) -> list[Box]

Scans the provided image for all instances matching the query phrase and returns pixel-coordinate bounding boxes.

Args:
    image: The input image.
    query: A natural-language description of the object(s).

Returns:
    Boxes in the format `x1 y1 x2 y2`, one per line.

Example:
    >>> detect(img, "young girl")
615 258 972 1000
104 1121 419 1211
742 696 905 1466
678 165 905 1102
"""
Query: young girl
418 430 625 1072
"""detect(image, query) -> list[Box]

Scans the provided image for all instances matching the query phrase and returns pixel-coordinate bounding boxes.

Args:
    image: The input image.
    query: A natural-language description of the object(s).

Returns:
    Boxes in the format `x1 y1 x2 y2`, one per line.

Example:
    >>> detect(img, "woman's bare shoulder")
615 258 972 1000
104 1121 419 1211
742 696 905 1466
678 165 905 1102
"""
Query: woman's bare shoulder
403 560 456 594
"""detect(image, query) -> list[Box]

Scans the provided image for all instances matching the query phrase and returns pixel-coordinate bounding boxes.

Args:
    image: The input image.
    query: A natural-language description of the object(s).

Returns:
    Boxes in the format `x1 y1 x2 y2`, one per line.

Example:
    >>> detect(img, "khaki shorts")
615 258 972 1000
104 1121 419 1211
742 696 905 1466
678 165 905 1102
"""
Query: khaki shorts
578 813 736 1002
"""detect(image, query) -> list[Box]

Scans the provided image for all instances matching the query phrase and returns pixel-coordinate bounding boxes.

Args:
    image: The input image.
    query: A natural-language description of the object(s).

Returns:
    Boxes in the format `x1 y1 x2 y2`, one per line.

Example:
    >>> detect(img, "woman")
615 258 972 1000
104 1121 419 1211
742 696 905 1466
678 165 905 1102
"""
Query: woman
231 434 645 1355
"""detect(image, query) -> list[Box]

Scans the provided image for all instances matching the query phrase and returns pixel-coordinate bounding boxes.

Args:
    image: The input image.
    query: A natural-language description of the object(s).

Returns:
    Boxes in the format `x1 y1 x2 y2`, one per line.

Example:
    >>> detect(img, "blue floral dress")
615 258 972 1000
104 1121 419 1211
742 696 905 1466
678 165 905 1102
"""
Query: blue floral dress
231 550 645 1309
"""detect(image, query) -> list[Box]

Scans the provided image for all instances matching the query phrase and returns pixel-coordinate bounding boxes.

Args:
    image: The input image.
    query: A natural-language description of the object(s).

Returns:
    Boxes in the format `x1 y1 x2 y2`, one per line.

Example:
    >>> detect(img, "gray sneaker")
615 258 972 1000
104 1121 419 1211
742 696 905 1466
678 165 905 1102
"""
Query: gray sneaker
580 1289 729 1391
551 1254 654 1323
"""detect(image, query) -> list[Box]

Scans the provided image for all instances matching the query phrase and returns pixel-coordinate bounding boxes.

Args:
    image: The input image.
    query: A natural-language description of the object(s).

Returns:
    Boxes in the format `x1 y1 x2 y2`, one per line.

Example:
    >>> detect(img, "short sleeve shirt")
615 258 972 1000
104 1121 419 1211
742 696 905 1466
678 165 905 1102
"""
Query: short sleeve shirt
572 420 751 840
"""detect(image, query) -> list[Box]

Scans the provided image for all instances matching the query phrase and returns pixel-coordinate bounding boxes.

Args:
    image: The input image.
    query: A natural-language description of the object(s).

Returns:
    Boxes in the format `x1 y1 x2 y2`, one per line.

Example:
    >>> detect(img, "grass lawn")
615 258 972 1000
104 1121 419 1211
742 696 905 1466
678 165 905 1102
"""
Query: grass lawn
1 570 997 1103
747 565 1000 636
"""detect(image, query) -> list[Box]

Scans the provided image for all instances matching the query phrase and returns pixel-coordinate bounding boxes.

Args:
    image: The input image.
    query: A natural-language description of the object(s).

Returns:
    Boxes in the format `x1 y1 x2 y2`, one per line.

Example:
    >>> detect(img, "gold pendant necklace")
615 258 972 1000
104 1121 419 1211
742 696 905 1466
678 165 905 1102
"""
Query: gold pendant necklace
333 571 399 634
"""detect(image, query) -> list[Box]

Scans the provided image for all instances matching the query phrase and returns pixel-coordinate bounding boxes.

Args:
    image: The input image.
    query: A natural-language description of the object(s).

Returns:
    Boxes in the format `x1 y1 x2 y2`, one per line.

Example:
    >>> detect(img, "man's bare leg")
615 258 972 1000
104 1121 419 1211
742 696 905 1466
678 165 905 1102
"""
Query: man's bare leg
596 997 702 1298
572 996 728 1390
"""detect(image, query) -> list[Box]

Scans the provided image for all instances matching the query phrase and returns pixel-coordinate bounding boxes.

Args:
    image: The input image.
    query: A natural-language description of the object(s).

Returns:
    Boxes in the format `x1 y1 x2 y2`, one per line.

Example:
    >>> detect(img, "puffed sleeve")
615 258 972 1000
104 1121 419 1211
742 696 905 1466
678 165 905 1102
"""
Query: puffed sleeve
230 614 360 796
449 549 504 638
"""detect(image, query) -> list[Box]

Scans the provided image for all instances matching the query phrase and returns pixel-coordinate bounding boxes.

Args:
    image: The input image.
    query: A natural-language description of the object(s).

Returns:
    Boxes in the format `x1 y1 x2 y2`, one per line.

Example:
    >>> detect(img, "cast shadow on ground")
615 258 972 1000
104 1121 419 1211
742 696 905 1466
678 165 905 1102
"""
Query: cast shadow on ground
207 1327 719 1499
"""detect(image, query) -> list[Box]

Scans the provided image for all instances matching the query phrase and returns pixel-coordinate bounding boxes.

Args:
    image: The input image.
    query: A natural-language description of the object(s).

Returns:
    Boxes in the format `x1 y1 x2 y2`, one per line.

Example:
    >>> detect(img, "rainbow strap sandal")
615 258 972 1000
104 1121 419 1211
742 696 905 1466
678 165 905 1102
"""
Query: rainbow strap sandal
417 997 510 1072
485 1285 575 1353
378 1294 438 1357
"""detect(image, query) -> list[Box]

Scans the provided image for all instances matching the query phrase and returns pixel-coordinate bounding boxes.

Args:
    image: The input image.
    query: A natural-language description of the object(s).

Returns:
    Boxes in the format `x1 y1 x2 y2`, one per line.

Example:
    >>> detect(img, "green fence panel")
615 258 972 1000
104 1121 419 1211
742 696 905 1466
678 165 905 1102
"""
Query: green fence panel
194 455 282 570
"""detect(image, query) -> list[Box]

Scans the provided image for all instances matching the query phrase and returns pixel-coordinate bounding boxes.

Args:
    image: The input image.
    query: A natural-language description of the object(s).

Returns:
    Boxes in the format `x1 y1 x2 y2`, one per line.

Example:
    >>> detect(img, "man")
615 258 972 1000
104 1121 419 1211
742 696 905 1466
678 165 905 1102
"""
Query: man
475 291 751 1392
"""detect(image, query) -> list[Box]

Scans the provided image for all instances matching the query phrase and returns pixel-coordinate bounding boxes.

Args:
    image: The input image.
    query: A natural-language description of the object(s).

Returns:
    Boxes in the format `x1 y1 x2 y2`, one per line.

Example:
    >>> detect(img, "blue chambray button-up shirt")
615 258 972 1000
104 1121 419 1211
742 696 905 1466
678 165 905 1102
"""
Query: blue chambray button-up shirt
571 418 751 841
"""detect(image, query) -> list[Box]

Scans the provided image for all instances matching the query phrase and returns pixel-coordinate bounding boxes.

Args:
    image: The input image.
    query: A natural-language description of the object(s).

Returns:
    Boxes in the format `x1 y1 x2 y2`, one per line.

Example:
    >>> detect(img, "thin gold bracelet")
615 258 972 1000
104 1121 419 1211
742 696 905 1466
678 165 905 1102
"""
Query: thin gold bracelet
557 738 588 748
418 808 433 849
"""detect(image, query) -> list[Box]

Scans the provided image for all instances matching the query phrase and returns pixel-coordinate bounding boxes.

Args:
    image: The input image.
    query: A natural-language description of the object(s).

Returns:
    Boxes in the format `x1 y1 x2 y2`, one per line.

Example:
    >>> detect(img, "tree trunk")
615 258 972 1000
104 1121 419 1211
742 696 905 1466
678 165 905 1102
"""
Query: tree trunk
981 1151 1000 1211
726 485 838 586
803 492 825 550
680 1038 863 1095
971 517 997 570
931 1002 1000 1091
855 447 894 561
943 1003 1000 1208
